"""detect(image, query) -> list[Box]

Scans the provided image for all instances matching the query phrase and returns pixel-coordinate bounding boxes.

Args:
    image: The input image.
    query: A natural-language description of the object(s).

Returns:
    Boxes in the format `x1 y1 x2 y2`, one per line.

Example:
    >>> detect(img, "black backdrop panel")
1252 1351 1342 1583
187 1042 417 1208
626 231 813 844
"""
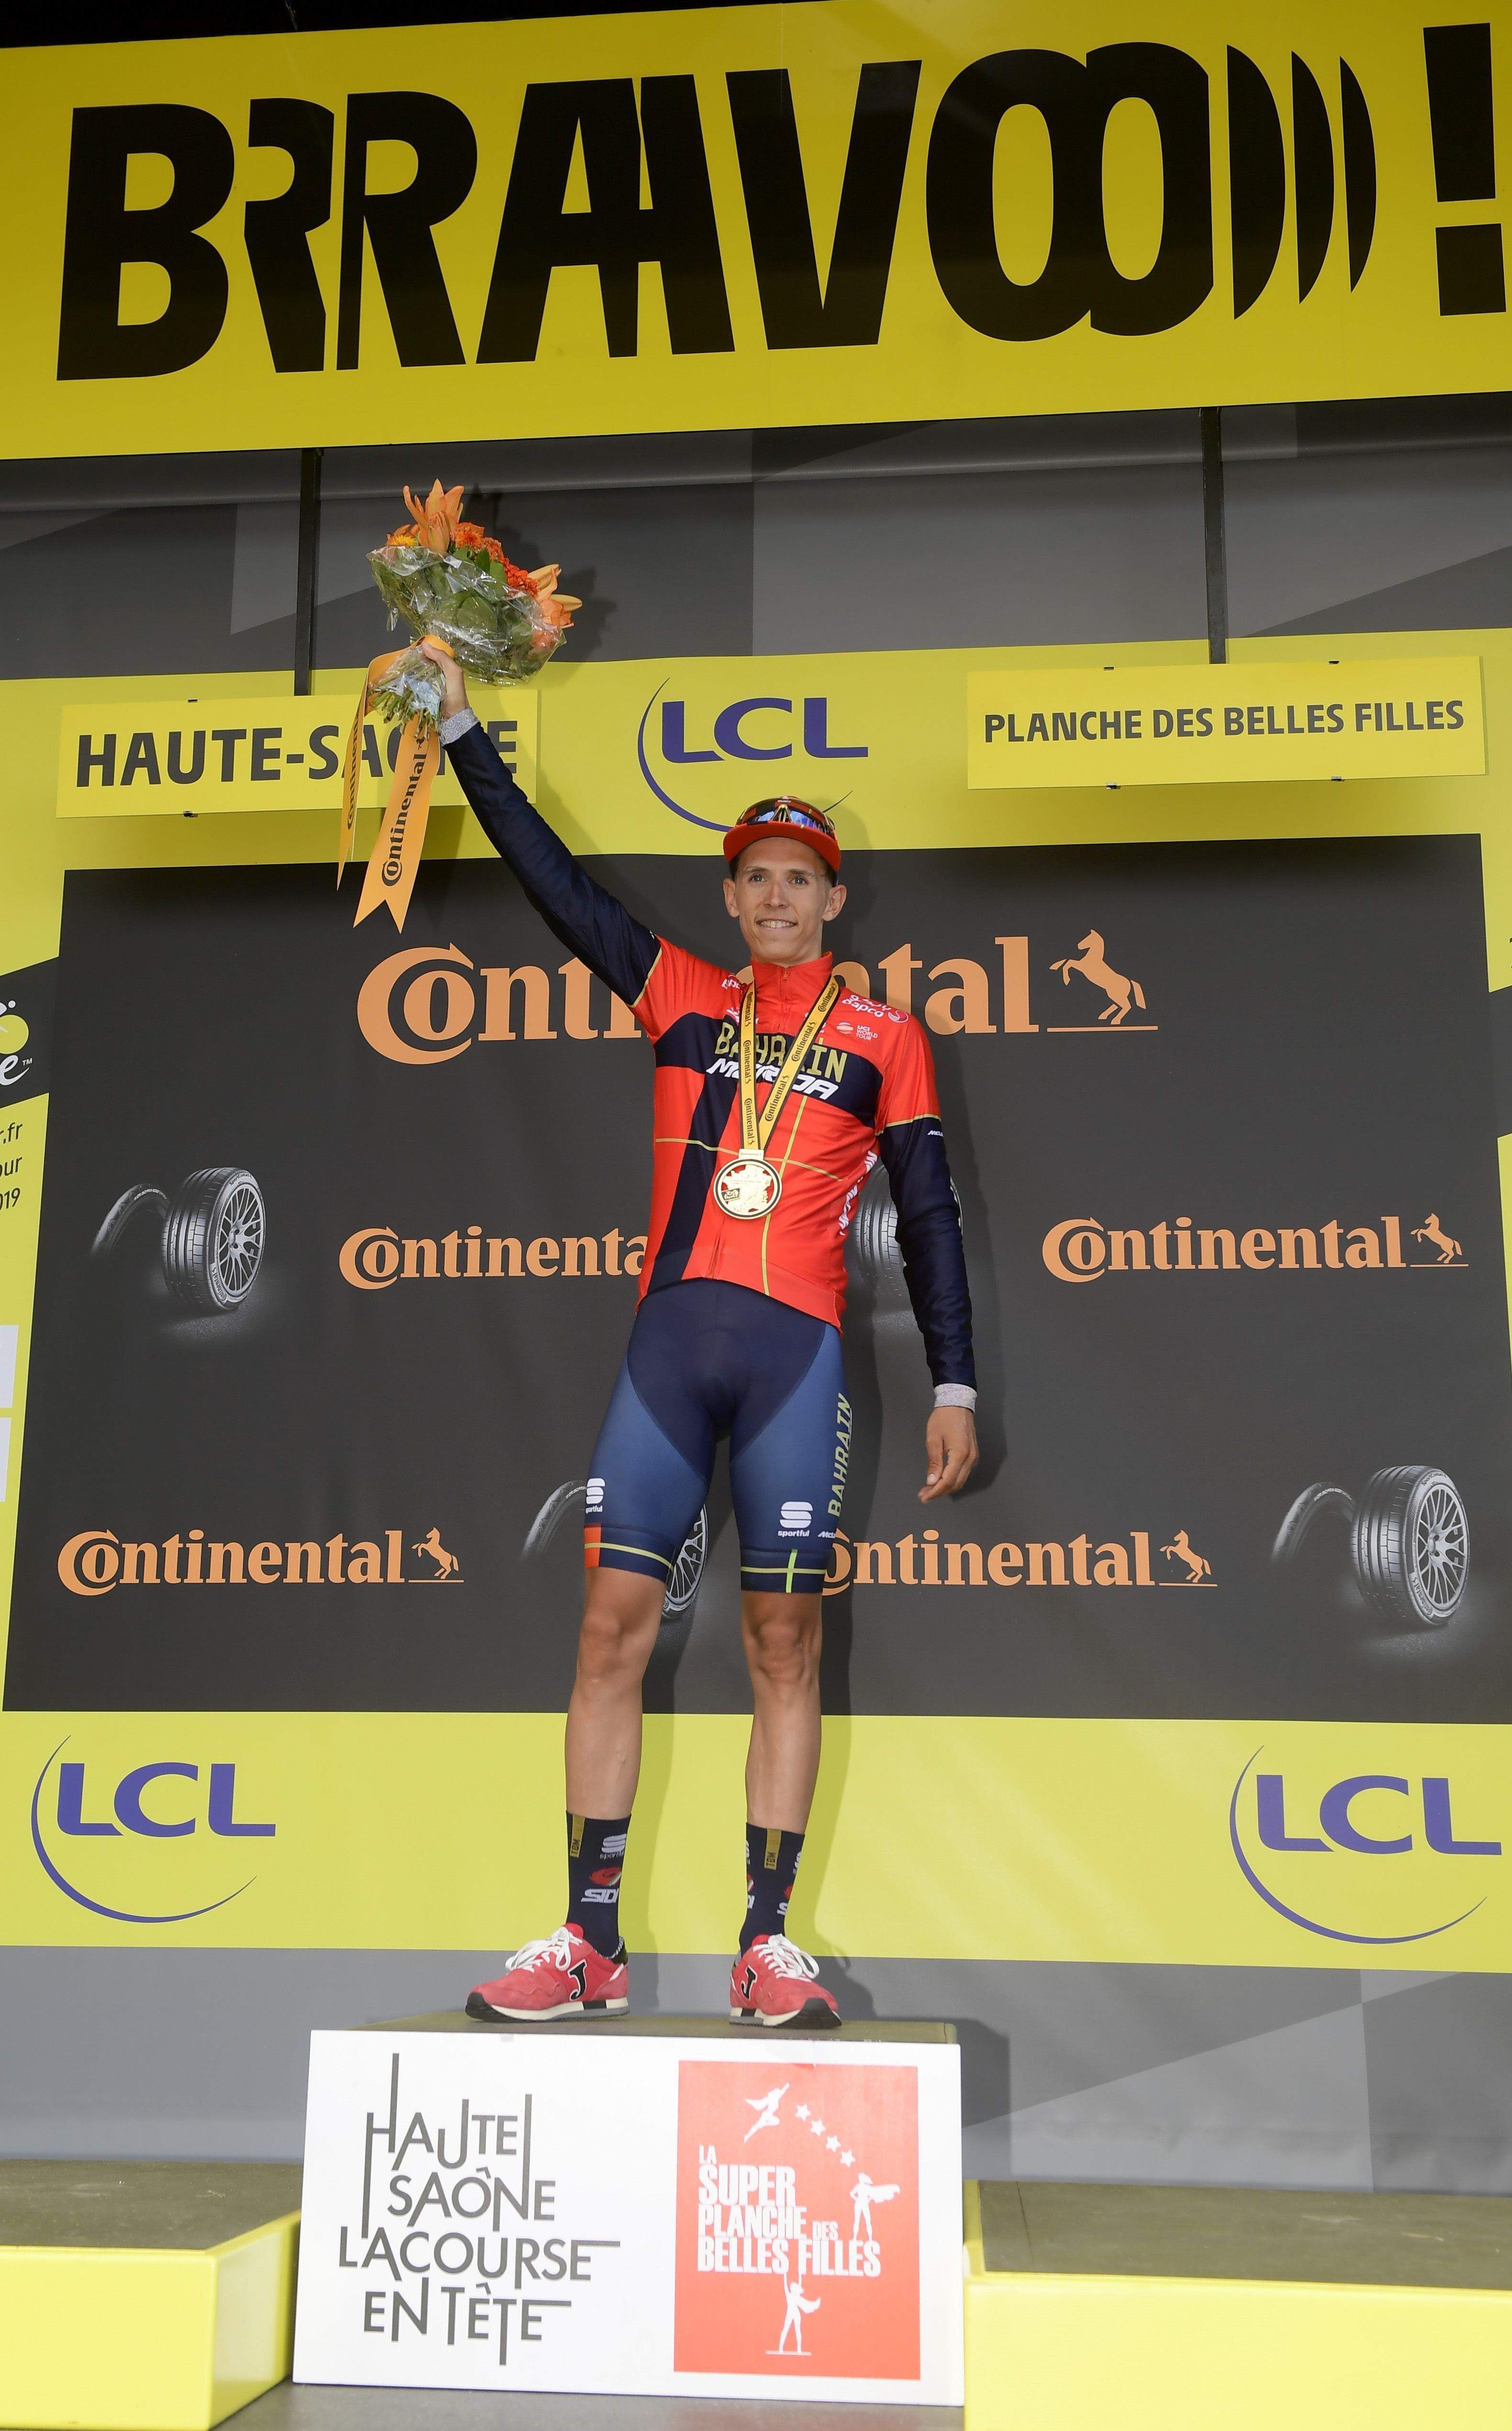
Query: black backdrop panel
7 834 1508 1721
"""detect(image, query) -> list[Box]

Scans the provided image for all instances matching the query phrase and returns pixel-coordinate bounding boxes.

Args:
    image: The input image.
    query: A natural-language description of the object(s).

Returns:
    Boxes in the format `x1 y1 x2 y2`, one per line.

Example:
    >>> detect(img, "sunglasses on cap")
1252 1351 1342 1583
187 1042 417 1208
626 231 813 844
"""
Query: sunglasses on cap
729 797 838 842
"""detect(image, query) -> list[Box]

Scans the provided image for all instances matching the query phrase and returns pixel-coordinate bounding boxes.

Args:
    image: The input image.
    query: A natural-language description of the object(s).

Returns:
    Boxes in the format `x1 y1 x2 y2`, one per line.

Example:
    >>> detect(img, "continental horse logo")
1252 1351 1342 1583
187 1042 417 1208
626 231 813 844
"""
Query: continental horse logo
411 1528 463 1581
1049 932 1151 1028
1161 1530 1213 1583
1412 1214 1464 1265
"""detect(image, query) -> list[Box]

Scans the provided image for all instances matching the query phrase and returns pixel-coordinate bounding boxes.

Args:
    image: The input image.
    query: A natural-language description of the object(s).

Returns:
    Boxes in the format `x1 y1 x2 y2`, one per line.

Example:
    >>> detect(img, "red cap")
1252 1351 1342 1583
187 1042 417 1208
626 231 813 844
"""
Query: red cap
723 796 841 876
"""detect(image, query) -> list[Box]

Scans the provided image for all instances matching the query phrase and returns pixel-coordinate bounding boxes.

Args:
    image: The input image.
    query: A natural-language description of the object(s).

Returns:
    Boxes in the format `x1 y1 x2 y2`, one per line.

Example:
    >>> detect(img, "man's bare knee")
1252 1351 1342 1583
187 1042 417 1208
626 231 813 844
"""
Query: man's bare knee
576 1573 663 1688
744 1595 822 1692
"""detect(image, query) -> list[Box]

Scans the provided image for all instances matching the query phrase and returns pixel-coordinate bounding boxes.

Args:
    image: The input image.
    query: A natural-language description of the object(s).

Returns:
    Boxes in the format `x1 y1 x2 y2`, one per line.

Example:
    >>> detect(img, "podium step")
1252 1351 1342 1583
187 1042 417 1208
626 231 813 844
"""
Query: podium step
0 2159 301 2431
367 2010 957 2042
963 2179 1512 2431
234 2388 960 2426
298 2015 964 2404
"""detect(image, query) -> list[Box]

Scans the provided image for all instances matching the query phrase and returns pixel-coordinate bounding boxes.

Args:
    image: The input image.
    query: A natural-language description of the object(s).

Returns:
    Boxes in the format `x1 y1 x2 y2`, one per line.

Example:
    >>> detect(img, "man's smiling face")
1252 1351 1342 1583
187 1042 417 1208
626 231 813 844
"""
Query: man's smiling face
723 842 847 968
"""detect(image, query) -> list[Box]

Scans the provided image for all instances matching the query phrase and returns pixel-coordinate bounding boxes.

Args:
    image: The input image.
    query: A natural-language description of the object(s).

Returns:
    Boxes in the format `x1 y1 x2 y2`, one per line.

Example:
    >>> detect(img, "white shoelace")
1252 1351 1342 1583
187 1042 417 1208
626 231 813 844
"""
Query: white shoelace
509 1927 578 1974
757 1935 821 1981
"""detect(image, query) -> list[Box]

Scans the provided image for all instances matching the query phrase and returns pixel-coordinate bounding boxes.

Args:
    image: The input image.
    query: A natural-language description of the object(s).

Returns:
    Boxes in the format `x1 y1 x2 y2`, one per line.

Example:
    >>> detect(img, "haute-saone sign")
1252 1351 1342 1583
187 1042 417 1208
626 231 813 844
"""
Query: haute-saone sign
293 2033 964 2403
3 3 1507 456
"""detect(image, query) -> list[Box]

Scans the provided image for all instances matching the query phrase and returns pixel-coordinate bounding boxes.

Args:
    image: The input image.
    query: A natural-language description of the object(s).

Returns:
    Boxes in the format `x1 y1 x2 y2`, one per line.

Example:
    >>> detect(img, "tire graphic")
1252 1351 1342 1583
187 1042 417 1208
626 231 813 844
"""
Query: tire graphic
848 1170 912 1314
663 1508 707 1615
162 1167 266 1311
90 1185 168 1260
522 1483 709 1624
523 1481 586 1560
1352 1465 1468 1629
1271 1482 1356 1566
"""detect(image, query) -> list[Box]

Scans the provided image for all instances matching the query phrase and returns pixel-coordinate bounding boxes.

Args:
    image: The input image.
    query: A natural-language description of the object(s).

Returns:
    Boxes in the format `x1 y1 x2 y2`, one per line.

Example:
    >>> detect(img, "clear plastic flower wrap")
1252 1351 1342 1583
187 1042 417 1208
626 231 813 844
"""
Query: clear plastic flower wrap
365 482 579 733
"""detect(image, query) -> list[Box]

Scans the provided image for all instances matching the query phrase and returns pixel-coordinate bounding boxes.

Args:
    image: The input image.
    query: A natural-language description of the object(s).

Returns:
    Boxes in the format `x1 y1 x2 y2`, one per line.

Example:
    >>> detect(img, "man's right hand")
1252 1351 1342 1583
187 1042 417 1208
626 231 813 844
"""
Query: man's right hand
419 637 469 724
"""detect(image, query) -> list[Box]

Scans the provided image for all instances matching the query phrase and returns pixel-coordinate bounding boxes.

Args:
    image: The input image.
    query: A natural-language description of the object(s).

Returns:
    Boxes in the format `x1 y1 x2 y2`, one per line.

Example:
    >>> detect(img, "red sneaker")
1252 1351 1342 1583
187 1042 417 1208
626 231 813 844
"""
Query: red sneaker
729 1934 841 2029
466 1926 629 2022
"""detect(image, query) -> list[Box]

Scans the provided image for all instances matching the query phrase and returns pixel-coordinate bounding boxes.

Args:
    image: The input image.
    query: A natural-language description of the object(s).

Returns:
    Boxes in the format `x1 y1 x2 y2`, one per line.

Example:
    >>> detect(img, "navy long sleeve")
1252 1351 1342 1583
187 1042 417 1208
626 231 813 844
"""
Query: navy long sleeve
877 1117 976 1391
448 721 659 1008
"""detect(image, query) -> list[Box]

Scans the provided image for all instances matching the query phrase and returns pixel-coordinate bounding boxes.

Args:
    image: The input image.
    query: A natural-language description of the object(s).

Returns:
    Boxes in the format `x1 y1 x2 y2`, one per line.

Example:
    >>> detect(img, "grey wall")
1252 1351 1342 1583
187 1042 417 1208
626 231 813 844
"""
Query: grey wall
7 399 1511 681
5 393 1512 2188
4 1948 1509 2195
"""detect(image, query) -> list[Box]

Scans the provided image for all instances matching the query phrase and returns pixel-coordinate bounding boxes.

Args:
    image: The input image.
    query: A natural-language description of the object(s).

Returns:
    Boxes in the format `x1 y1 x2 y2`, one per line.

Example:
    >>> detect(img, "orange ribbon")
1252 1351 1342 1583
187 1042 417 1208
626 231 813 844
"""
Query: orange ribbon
338 642 450 931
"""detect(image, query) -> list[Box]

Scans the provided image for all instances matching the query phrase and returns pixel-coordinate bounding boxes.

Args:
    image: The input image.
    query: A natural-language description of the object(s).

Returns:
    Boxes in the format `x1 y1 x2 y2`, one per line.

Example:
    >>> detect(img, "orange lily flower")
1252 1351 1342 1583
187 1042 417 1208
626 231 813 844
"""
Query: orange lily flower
386 480 467 554
529 563 582 626
378 488 578 626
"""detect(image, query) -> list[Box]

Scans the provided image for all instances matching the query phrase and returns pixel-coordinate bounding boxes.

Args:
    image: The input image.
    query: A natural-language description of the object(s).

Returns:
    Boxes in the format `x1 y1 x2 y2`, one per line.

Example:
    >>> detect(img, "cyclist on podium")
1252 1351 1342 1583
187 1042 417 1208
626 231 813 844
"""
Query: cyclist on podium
424 641 978 2029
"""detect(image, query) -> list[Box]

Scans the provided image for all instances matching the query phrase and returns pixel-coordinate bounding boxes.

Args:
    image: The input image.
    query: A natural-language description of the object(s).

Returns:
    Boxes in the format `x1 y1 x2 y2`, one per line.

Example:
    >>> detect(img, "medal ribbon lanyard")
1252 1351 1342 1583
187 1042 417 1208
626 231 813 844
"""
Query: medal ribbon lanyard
737 977 842 1157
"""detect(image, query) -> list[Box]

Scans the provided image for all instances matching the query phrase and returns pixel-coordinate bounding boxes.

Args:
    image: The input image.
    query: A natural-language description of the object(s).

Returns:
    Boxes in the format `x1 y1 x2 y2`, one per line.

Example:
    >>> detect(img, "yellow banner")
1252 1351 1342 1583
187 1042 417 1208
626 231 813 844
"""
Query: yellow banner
3 1 1509 457
967 658 1486 789
20 634 1512 955
55 691 538 817
1 1710 1506 1969
8 636 1512 1964
0 1100 44 1653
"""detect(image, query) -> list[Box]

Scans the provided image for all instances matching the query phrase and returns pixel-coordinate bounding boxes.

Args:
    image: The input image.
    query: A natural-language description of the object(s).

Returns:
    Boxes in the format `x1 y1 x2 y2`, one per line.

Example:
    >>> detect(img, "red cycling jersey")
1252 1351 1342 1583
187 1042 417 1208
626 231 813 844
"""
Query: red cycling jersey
632 938 944 1335
448 720 974 1387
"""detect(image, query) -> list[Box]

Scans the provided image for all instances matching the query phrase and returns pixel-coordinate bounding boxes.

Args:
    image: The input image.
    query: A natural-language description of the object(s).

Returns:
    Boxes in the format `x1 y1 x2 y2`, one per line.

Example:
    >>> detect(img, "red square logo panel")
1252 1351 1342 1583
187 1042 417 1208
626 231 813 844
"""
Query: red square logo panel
673 2060 920 2380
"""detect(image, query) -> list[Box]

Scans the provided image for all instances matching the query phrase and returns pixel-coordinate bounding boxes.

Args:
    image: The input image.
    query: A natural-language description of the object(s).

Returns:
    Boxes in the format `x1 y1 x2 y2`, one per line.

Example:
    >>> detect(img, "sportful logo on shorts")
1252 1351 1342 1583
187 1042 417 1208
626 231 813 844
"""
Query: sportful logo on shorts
780 1502 814 1530
585 1479 605 1512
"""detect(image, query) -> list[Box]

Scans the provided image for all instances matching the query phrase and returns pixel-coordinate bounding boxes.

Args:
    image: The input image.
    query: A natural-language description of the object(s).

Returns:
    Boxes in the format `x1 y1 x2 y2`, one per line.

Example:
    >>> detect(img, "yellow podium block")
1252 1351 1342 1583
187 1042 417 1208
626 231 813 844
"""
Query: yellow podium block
0 2163 299 2431
964 2181 1512 2431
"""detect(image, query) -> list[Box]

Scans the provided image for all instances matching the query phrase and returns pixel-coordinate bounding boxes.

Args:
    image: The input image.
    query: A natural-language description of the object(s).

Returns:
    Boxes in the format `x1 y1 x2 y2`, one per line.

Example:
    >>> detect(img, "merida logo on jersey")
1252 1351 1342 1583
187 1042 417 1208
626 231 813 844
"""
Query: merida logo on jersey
706 1052 845 1101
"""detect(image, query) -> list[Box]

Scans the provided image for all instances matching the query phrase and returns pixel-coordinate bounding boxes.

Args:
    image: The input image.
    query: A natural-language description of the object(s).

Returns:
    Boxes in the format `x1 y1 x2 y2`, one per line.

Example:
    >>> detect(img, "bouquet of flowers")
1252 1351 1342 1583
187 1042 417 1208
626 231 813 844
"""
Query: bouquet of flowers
365 480 579 734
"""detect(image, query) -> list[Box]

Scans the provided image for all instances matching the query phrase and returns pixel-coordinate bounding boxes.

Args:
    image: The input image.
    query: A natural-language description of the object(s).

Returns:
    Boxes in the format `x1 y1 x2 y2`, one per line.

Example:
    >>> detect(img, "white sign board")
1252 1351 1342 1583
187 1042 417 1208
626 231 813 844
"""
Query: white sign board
294 2030 963 2406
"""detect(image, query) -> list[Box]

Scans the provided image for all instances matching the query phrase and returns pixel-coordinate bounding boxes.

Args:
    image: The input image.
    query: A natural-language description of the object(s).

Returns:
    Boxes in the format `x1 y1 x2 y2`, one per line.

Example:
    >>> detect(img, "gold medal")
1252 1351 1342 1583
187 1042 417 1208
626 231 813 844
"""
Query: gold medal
712 974 841 1221
713 1154 782 1218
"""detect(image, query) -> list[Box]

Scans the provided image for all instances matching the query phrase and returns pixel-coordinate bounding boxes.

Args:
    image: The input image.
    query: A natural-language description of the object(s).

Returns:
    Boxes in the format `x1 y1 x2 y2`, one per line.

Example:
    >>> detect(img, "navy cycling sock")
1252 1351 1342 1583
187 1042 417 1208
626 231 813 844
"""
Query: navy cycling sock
566 1813 630 1959
742 1823 805 1951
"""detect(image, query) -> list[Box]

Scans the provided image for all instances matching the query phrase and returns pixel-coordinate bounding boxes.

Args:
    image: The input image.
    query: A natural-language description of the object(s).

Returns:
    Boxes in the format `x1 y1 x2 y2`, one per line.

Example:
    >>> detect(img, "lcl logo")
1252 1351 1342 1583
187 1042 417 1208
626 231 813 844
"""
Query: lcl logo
31 1741 273 1924
637 684 867 830
1229 1750 1501 1948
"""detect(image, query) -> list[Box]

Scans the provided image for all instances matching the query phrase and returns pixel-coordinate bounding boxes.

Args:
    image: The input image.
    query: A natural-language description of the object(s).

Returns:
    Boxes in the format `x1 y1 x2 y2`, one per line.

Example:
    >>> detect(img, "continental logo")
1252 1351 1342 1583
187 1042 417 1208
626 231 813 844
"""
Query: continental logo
58 1527 462 1595
357 943 639 1064
823 1526 1212 1592
340 1226 646 1288
358 929 1148 1063
1043 1213 1467 1281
